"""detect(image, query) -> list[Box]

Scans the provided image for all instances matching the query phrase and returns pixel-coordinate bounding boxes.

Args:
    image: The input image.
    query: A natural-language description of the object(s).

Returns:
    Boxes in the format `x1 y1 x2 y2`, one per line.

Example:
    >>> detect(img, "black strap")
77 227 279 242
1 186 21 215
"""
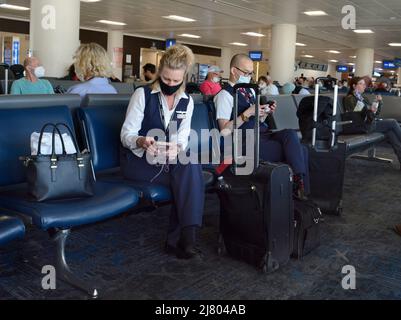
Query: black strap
157 93 181 141
37 123 66 156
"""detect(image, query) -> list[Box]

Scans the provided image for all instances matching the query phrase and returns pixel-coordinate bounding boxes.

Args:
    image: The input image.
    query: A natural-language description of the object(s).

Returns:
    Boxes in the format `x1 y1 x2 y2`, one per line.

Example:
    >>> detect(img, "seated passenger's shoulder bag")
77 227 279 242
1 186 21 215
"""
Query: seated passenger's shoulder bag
341 108 375 135
22 123 95 202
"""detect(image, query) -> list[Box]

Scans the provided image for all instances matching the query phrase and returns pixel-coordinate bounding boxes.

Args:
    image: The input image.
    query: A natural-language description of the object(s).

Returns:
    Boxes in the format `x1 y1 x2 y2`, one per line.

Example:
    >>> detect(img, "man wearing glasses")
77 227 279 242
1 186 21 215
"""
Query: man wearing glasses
214 54 309 198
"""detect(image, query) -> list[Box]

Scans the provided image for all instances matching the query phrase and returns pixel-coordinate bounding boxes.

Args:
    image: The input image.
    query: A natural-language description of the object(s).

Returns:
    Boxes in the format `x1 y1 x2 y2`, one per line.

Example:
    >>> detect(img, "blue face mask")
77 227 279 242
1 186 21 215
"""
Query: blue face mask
237 75 251 84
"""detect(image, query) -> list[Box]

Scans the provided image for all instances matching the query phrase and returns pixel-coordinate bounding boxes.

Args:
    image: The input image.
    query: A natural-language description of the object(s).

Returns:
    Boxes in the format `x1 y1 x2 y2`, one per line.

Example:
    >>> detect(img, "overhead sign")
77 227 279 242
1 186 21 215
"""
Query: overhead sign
298 61 328 72
249 51 263 61
166 39 176 49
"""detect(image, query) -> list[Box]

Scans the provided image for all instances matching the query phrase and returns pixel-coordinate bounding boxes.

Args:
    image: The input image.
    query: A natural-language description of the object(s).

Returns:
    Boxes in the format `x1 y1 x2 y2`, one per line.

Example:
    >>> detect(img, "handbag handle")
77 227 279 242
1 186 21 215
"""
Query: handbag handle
37 123 67 156
55 123 82 155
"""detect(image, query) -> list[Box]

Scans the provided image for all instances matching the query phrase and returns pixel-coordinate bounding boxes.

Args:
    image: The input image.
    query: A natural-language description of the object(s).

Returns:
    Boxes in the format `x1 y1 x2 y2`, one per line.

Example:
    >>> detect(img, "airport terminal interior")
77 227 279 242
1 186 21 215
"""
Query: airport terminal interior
1 0 401 301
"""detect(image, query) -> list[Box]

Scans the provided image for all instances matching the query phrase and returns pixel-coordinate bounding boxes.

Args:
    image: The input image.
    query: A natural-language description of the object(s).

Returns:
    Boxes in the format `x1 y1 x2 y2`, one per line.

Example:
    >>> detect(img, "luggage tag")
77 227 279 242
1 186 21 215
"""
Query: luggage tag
176 111 187 120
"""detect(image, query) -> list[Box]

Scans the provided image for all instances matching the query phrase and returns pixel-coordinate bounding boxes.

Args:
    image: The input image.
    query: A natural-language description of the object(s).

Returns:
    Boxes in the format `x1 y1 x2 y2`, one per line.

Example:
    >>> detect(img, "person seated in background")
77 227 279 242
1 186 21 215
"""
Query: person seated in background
258 75 279 96
67 43 117 98
293 78 310 95
199 65 223 96
344 77 401 168
10 57 54 95
214 54 309 198
121 45 204 260
375 82 390 94
281 82 296 95
60 64 80 81
143 63 157 82
338 80 349 93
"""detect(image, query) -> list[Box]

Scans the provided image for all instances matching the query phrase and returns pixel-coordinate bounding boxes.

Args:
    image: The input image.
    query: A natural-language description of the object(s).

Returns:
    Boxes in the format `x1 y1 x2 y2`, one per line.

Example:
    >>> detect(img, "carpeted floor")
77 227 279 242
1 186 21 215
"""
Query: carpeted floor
1 145 401 300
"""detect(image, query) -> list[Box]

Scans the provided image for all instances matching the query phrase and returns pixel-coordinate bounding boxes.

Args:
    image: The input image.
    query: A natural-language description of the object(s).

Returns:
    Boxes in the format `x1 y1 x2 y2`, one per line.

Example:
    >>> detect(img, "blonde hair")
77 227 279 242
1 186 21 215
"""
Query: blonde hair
73 43 113 80
154 45 195 92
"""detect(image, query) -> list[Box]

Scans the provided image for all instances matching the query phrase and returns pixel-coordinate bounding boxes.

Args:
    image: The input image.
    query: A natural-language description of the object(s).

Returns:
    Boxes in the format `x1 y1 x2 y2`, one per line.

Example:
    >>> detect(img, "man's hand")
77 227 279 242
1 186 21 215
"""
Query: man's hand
155 141 181 161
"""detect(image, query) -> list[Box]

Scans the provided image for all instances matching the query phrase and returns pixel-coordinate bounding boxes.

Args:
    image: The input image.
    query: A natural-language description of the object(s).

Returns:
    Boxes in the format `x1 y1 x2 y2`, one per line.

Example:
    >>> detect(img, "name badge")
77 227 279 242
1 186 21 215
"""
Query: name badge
176 111 187 120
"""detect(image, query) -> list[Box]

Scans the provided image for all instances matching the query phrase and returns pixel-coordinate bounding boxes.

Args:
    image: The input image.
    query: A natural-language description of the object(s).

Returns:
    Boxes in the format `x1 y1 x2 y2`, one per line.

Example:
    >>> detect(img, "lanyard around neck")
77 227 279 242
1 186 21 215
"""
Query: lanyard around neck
157 93 179 135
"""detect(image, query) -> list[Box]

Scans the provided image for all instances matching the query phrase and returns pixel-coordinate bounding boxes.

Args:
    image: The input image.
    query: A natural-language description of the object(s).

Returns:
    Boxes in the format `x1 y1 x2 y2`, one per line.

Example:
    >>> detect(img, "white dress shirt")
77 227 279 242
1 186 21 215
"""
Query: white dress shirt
121 86 194 158
214 81 256 121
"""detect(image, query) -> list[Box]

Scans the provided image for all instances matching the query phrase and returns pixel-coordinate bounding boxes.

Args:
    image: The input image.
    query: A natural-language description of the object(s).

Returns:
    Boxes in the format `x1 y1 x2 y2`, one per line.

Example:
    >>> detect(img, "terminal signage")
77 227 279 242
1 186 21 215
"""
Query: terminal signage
298 61 328 72
166 39 176 49
383 60 396 69
336 65 349 73
249 51 263 61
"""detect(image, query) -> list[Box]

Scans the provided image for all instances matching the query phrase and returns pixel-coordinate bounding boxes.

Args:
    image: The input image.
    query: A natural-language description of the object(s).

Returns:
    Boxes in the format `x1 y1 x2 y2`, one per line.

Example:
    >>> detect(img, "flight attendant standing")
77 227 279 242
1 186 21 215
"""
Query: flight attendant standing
121 45 204 260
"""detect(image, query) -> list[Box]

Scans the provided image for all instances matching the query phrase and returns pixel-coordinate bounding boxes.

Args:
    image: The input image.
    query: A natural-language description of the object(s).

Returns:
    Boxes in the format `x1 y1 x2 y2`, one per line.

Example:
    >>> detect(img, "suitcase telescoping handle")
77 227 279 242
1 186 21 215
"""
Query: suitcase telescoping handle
312 83 339 149
232 83 260 174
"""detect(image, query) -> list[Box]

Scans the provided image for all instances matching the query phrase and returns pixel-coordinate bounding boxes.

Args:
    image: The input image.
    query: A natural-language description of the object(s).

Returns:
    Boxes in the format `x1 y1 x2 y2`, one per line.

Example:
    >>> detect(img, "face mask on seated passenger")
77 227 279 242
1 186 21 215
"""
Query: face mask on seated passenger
213 77 220 83
237 75 251 84
34 66 46 78
159 79 183 96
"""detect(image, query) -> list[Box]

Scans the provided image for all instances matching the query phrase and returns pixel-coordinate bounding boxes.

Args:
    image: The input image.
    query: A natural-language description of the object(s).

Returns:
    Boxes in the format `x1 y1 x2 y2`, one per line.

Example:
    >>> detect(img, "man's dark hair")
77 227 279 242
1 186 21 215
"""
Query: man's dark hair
143 63 156 74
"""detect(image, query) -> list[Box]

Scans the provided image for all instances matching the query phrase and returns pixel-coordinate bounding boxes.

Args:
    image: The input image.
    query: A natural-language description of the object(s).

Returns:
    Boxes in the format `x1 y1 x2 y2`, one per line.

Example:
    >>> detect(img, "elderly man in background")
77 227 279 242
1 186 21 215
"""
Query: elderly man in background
10 57 54 95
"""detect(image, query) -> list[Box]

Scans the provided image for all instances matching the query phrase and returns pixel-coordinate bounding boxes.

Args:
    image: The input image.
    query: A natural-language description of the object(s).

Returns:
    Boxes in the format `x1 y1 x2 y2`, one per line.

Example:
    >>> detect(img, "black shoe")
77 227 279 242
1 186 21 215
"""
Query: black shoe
175 245 203 261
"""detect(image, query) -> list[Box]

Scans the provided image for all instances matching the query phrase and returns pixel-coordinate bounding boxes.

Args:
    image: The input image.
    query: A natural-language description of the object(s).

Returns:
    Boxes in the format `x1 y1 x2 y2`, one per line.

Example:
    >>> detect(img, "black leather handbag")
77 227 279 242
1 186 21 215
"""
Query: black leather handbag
22 123 95 202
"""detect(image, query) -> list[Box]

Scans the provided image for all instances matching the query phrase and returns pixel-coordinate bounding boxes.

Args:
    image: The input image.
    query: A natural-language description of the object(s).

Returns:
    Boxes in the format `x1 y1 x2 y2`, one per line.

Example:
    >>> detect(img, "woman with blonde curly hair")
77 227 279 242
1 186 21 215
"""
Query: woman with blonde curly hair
121 45 204 260
67 42 117 98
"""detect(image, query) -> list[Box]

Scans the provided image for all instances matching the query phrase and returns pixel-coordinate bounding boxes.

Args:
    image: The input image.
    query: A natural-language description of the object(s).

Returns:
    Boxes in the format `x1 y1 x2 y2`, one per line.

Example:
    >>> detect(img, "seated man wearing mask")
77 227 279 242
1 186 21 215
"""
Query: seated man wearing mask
10 57 54 95
199 65 223 96
143 63 157 82
214 54 309 198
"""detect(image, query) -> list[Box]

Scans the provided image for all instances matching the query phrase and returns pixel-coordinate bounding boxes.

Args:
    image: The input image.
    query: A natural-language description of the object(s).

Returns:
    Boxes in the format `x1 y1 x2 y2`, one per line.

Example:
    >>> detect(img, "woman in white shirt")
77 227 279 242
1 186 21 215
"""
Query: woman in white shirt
120 45 204 260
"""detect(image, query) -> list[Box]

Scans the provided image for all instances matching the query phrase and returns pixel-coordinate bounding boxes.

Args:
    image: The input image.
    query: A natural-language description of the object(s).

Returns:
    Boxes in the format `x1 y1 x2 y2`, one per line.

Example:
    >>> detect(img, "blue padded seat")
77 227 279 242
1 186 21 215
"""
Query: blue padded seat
78 100 171 202
0 105 140 225
0 182 138 231
0 215 25 246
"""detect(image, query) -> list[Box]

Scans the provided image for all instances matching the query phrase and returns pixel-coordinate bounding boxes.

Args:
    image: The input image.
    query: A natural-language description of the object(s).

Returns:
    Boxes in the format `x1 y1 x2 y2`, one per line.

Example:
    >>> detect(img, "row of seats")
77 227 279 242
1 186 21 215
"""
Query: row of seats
0 93 216 297
267 94 388 156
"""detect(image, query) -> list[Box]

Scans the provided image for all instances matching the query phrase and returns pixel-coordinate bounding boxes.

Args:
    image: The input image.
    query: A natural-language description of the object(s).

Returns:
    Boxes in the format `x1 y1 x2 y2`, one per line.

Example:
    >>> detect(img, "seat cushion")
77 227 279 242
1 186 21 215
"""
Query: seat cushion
0 182 139 231
339 133 386 151
97 172 172 203
0 216 25 246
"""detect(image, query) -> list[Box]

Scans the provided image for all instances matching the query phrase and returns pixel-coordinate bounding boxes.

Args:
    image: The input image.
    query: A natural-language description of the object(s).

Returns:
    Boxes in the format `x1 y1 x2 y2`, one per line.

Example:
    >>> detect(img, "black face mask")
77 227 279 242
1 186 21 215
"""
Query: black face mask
159 79 183 96
144 75 152 82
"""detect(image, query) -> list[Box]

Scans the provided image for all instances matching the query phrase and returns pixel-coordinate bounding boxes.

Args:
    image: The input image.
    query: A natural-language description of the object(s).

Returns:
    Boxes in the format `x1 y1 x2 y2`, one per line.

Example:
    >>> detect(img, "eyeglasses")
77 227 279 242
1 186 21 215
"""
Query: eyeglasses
234 66 254 77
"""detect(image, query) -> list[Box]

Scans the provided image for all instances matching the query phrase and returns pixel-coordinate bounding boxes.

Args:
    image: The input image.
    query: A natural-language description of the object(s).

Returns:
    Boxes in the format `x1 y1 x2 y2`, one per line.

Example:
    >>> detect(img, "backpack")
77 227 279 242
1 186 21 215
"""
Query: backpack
297 95 336 144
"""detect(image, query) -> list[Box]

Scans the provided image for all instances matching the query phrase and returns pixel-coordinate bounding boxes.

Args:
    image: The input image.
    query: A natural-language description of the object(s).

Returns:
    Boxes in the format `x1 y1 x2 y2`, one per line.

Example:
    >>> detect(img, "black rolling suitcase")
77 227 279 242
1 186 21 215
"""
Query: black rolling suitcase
0 63 10 95
217 83 294 273
298 84 347 215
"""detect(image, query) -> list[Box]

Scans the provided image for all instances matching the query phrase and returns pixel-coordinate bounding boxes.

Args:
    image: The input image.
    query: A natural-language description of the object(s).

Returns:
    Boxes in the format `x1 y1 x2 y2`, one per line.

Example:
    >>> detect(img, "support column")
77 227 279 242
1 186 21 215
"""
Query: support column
30 0 80 77
107 30 124 81
220 47 232 79
355 48 374 77
397 67 401 86
269 24 297 85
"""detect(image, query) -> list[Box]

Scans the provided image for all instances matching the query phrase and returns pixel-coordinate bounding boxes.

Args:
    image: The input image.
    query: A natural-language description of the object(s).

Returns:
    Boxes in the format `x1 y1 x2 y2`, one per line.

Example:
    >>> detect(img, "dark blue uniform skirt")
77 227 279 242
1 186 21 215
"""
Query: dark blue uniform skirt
120 147 205 247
